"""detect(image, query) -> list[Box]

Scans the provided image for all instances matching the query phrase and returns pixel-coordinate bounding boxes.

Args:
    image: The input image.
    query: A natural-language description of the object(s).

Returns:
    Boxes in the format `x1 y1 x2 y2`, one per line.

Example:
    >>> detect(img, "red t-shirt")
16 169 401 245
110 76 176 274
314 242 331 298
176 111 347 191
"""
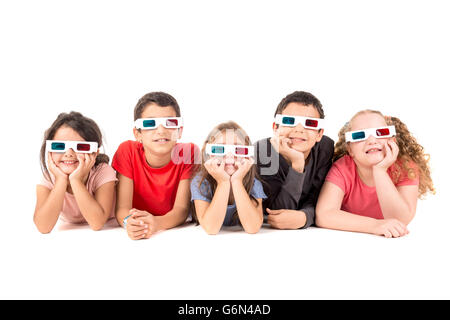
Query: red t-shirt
325 155 419 219
112 140 200 216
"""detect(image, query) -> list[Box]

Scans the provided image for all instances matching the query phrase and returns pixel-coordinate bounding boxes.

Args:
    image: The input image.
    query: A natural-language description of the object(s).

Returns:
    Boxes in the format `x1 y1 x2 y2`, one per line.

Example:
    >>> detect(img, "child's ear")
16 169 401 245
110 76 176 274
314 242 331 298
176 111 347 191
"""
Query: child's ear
315 129 324 142
272 122 278 134
346 143 354 157
133 127 141 142
177 127 183 140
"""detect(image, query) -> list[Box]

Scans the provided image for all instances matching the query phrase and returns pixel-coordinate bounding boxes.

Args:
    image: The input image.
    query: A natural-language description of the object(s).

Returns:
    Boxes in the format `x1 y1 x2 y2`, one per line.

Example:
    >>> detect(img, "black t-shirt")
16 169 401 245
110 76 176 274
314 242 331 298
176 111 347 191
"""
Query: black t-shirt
254 136 334 228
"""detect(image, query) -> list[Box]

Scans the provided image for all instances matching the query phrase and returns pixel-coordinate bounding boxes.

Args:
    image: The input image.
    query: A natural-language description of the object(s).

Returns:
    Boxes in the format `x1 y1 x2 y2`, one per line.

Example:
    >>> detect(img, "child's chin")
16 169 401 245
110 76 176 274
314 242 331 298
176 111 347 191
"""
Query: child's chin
150 141 176 152
58 167 75 175
291 144 311 153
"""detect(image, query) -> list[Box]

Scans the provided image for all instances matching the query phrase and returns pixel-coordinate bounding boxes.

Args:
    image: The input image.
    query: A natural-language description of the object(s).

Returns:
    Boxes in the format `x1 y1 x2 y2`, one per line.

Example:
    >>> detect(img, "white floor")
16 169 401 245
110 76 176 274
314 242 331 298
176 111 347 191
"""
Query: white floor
1 194 448 300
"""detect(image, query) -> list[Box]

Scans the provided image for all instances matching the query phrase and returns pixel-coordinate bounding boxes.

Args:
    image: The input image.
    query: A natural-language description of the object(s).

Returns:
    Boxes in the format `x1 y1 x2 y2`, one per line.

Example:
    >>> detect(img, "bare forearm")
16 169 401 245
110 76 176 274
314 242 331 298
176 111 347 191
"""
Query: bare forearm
373 169 413 223
316 208 377 234
198 182 230 234
34 182 67 233
154 206 189 231
116 206 132 227
232 181 263 234
70 180 109 230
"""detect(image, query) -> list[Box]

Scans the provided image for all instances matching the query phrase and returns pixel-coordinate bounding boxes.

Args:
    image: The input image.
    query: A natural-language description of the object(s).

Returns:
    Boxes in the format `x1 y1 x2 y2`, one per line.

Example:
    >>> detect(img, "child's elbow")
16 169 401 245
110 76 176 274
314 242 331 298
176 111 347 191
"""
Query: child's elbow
244 226 261 234
202 224 220 235
90 224 104 231
205 229 220 235
244 219 263 234
34 217 53 234
400 211 416 226
314 207 328 228
35 223 53 234
89 218 108 231
37 227 52 234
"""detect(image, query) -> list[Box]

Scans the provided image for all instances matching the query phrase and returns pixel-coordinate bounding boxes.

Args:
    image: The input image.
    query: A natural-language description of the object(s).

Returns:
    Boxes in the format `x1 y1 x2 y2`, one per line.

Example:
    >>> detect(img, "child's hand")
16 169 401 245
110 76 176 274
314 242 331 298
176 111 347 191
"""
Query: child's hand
124 209 154 240
125 210 149 240
230 158 254 183
47 152 68 182
371 218 409 238
373 140 399 172
266 208 306 229
204 158 230 183
129 209 159 239
270 135 305 172
69 153 96 183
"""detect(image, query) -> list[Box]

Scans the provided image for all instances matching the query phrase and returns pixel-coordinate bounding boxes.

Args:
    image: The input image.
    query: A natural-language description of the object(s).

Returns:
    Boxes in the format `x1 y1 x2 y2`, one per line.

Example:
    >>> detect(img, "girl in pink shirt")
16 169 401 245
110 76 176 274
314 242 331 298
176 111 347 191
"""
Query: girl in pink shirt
34 112 118 233
316 110 435 238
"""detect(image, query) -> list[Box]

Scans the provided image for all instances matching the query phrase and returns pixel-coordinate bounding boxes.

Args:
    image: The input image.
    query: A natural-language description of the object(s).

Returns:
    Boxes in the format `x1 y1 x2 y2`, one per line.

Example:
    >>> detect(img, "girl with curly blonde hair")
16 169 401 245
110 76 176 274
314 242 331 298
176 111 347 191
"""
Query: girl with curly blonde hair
316 110 434 238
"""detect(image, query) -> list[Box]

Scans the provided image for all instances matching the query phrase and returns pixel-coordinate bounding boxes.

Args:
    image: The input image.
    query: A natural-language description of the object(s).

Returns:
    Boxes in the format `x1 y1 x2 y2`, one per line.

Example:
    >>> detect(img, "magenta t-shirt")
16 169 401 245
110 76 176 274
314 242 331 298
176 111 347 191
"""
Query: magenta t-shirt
325 155 419 219
39 163 118 224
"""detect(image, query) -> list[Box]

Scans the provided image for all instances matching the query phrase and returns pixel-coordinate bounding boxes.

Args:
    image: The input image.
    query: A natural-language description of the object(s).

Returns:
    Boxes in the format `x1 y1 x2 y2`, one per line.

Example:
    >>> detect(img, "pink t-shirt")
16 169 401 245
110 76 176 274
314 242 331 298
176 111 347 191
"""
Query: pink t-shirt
325 155 419 219
38 163 118 224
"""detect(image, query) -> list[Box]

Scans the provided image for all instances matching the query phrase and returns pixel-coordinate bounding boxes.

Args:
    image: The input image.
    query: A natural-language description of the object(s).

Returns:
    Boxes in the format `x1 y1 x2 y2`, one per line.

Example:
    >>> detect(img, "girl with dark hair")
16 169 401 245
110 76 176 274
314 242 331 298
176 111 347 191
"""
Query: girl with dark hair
34 112 117 233
190 121 267 234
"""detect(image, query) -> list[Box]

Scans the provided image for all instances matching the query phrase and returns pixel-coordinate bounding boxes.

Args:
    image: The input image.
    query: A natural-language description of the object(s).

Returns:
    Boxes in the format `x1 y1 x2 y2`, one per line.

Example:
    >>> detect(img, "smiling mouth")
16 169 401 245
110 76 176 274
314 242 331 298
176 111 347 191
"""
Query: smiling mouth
153 138 171 143
60 160 78 165
289 137 307 143
366 148 382 154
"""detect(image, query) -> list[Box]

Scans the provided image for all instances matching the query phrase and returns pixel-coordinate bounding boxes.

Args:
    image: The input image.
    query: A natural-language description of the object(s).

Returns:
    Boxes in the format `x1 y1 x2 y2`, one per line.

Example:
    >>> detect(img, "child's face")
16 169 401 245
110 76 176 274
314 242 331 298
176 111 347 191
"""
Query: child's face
50 126 95 175
133 103 182 155
347 113 393 167
210 131 247 176
273 102 324 153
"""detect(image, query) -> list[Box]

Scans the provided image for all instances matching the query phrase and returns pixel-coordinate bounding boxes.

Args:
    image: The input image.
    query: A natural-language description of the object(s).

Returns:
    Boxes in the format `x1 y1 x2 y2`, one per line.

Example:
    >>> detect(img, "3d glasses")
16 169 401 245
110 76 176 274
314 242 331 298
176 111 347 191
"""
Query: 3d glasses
345 126 396 142
134 117 183 130
205 144 254 157
46 140 98 153
274 115 324 130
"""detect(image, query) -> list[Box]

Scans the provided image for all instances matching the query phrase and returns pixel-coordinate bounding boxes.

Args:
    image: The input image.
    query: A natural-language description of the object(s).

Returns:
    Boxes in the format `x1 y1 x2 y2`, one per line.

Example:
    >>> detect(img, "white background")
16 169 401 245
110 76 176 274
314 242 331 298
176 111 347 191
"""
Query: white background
0 0 449 299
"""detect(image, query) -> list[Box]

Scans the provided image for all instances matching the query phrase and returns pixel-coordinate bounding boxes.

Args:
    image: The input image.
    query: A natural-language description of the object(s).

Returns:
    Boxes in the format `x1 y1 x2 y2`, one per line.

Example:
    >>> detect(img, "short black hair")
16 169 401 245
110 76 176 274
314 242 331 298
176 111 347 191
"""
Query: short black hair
134 92 181 120
274 91 324 118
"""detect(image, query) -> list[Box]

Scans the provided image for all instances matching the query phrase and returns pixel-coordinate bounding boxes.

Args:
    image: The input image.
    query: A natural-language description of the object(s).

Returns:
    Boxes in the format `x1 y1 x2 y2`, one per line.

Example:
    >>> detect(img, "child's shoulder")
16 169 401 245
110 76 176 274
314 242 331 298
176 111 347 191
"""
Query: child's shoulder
319 135 335 149
332 155 355 171
93 162 115 173
89 162 117 184
191 172 207 185
114 140 142 157
314 135 335 159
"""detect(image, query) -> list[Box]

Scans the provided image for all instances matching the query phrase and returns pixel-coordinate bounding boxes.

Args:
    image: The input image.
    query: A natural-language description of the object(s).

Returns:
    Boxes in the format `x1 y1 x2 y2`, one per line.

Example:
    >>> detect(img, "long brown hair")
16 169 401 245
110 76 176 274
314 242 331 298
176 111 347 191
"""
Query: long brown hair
334 109 435 198
40 111 110 181
191 121 259 225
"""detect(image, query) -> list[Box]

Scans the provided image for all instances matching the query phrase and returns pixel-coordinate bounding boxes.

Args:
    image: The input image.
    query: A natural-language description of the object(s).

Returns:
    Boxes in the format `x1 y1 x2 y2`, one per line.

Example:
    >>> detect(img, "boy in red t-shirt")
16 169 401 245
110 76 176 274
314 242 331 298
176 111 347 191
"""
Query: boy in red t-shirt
112 92 200 240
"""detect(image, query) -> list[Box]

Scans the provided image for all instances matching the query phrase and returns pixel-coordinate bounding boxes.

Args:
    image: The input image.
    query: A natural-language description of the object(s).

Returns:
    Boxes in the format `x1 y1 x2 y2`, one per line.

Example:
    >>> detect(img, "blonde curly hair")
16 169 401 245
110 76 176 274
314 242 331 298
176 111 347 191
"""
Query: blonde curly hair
334 110 435 199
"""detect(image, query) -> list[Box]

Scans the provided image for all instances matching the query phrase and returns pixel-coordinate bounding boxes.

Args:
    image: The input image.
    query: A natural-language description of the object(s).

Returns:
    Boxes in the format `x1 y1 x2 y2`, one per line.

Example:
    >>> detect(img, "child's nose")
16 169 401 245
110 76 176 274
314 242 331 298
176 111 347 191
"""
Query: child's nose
294 123 305 132
366 135 378 143
155 124 166 133
65 148 77 157
224 153 235 163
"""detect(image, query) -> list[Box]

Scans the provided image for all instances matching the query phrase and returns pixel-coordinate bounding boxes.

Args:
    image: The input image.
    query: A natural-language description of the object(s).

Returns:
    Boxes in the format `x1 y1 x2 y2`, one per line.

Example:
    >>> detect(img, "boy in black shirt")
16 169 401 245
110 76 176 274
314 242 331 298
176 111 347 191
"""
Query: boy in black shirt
255 91 334 229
